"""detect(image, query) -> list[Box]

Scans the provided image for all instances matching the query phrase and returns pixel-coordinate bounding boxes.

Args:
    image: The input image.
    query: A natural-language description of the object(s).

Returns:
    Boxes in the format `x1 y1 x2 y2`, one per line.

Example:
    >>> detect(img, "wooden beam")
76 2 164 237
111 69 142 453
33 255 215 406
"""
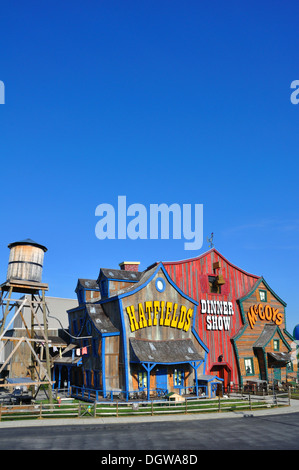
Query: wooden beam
0 381 55 388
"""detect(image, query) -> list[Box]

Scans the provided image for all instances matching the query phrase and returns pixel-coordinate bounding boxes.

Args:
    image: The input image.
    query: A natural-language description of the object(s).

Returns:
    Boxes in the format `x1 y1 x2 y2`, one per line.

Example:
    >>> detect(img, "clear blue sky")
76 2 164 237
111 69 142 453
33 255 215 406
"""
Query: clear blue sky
0 1 298 334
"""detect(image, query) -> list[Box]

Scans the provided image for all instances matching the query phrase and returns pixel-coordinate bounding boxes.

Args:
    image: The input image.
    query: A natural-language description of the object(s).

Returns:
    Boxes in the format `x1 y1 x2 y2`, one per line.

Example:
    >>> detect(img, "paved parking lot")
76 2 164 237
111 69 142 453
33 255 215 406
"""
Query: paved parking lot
0 410 299 450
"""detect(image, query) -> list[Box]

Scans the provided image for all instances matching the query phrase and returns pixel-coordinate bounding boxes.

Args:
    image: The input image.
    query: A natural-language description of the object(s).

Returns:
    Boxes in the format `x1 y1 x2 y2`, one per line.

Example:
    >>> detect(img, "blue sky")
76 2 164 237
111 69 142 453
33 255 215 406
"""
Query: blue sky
0 1 298 334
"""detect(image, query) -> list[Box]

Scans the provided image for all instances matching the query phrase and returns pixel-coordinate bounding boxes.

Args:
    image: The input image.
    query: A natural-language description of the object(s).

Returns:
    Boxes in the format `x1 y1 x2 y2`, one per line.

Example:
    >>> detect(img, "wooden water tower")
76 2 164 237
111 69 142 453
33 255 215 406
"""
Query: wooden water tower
6 238 47 283
0 239 53 403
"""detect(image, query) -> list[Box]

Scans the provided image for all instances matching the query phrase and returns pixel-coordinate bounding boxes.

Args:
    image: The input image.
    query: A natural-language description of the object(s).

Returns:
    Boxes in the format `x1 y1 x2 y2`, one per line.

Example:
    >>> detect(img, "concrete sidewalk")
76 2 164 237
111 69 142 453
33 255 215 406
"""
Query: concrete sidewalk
1 399 299 428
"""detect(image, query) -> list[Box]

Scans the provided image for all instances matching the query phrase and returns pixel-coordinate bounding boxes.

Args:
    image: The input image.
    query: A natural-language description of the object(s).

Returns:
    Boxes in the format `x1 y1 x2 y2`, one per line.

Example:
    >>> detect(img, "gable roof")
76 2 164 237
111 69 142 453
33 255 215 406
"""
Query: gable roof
253 323 291 350
98 268 143 283
115 262 198 305
86 303 119 335
162 248 259 279
238 276 287 307
76 279 99 291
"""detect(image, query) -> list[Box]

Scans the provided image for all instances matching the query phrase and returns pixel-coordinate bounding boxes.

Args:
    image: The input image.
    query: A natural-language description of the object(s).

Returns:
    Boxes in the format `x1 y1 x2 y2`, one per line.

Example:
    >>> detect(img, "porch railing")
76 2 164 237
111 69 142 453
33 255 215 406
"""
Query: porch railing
70 385 170 402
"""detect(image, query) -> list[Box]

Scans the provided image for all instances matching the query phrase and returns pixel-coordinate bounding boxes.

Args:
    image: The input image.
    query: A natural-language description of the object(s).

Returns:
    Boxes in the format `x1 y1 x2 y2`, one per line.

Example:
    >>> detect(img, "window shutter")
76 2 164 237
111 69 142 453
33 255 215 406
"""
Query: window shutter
221 278 230 295
199 275 209 293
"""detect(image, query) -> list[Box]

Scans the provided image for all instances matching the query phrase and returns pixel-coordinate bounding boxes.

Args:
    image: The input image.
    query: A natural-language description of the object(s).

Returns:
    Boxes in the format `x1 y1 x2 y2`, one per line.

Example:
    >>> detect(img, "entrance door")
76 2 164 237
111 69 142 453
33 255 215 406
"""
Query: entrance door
210 364 231 392
156 369 168 391
273 366 281 382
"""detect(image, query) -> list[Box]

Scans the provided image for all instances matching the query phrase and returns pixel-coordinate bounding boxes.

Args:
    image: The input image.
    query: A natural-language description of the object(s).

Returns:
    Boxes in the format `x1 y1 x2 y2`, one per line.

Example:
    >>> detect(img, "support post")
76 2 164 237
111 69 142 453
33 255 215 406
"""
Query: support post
0 287 13 335
42 290 53 405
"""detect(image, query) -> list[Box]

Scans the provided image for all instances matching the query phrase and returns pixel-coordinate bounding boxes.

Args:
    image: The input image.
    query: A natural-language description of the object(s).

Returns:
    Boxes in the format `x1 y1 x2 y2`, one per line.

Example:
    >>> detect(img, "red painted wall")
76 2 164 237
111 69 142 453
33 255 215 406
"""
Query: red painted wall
163 249 260 387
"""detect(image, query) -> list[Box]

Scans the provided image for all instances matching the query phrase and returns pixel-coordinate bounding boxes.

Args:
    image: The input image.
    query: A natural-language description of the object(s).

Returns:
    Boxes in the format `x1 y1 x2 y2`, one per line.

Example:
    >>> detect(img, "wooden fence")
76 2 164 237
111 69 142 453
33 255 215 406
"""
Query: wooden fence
0 391 291 422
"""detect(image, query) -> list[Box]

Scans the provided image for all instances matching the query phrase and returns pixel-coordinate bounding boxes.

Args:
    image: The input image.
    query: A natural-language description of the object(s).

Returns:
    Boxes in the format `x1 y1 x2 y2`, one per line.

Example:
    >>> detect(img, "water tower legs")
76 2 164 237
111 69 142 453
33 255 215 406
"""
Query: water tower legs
0 281 53 405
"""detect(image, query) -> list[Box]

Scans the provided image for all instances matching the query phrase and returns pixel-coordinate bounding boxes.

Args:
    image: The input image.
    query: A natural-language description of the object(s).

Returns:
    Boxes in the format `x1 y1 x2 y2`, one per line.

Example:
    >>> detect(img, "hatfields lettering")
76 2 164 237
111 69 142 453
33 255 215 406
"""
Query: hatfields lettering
126 301 193 333
95 196 203 250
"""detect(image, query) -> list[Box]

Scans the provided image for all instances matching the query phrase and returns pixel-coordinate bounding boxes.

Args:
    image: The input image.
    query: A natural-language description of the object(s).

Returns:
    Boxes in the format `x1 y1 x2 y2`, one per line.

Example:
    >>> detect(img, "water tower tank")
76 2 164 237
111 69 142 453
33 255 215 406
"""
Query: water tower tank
6 238 48 283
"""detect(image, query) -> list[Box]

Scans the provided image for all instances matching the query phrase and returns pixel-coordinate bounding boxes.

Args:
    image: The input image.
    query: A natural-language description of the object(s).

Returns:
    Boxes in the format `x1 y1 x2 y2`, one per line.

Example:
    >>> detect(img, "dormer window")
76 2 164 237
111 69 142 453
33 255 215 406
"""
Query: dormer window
100 279 108 298
273 339 280 351
259 290 267 302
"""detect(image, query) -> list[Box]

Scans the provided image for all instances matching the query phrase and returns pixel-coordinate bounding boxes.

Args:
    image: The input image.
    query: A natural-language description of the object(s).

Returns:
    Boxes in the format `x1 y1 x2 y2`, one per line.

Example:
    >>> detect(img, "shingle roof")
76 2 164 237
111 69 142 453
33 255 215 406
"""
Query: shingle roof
76 279 99 290
98 268 143 282
253 324 277 348
130 338 204 363
7 238 47 252
86 303 119 335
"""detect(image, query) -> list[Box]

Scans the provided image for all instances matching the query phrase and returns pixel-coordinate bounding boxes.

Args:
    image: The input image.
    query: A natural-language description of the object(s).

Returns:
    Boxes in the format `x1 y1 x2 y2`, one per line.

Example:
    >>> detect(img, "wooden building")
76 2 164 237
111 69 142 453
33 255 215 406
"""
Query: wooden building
163 249 297 390
66 249 297 400
233 277 296 389
2 295 78 383
67 262 209 400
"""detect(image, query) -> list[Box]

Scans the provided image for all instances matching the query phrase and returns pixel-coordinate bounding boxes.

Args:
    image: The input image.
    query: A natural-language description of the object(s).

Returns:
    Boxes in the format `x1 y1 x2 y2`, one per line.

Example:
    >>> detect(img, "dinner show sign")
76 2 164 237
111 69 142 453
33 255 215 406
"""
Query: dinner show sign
200 300 234 331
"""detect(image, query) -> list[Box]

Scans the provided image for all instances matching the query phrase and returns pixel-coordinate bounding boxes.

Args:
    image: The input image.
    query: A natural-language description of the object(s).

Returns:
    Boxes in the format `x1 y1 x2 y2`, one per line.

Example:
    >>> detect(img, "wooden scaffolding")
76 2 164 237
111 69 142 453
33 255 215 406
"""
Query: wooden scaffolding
0 278 53 404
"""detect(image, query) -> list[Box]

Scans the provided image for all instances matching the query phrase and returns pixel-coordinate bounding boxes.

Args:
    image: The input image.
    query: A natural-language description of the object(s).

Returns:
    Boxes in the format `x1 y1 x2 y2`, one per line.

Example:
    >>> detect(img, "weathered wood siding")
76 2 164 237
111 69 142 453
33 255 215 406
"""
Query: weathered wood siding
105 335 120 390
120 267 206 391
236 280 297 384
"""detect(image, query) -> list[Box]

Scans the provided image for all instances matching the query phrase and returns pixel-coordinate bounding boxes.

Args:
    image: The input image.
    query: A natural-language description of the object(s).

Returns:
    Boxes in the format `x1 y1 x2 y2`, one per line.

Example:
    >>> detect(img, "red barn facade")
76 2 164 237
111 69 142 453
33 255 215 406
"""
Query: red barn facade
163 249 261 389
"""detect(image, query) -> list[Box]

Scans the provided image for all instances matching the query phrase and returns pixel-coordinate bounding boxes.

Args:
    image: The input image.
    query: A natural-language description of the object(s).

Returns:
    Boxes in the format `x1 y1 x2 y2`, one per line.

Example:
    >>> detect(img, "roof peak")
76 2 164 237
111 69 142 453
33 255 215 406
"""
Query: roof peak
7 238 47 252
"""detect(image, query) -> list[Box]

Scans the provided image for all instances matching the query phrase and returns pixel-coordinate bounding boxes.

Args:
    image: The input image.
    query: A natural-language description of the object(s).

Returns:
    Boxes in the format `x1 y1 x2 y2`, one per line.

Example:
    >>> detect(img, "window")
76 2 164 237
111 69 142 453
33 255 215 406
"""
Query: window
174 369 185 387
155 277 166 293
93 370 100 389
208 276 221 294
273 339 280 351
138 371 147 390
72 319 78 336
259 290 267 302
85 370 91 387
86 319 92 335
77 290 84 304
100 280 108 298
92 338 98 357
244 358 254 376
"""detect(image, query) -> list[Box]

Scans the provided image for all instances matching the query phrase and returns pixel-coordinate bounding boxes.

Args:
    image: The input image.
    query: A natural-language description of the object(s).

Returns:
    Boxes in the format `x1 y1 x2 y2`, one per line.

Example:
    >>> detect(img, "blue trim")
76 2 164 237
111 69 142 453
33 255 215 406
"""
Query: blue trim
132 359 204 366
141 362 157 400
118 297 129 401
101 336 106 398
192 327 209 354
155 277 166 292
101 331 120 337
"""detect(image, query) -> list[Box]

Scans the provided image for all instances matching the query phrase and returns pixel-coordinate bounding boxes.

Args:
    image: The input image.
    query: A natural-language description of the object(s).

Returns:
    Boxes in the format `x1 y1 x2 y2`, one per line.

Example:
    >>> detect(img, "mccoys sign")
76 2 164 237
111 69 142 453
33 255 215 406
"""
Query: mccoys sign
247 303 283 329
